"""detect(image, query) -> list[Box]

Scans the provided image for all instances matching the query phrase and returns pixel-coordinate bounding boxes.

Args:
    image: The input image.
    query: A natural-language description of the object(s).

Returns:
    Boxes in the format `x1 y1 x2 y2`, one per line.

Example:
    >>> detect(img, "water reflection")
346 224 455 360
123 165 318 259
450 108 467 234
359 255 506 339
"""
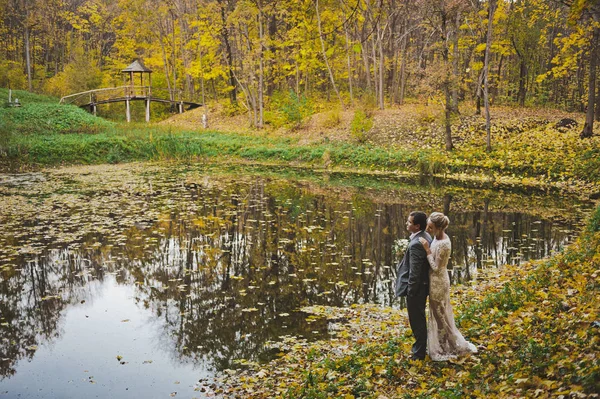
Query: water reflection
0 164 592 396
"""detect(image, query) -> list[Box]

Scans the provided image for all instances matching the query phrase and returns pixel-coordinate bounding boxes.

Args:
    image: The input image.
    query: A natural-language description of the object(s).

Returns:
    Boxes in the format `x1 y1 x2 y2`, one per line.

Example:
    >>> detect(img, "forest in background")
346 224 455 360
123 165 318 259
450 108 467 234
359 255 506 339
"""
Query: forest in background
1 0 599 138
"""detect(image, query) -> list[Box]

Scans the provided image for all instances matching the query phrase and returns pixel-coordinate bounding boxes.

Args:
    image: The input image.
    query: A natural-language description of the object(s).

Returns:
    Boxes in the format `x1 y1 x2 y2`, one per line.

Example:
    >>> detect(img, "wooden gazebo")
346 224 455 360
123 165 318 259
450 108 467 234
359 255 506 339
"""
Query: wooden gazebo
121 59 152 122
122 59 152 87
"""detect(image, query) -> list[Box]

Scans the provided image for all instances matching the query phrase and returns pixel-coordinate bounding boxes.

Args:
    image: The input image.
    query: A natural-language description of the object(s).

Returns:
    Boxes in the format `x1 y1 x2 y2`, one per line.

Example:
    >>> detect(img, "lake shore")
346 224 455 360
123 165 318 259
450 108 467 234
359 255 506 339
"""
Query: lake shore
216 205 600 398
1 90 599 198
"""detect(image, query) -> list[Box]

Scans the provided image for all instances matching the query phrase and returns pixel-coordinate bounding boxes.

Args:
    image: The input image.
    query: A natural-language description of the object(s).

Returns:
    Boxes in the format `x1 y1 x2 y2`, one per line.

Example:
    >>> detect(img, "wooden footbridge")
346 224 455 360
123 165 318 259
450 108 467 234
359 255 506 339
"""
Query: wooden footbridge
59 86 202 122
58 60 202 122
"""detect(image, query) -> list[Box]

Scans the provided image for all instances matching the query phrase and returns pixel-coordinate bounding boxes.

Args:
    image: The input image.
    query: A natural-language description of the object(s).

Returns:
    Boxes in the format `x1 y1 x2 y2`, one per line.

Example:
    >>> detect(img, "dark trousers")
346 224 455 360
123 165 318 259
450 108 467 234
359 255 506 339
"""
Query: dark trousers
406 290 428 359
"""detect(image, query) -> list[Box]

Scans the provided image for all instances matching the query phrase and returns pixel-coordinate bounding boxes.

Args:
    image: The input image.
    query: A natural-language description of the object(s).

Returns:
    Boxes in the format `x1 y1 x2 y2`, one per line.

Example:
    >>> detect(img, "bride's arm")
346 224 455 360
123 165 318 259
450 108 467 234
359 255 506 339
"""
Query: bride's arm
431 242 451 272
419 238 438 271
420 239 451 272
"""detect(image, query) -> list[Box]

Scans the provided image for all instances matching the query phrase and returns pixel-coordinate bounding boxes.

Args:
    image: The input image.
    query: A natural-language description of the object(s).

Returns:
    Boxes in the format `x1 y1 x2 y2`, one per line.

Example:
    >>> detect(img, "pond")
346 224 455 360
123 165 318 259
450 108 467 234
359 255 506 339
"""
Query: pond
0 163 594 398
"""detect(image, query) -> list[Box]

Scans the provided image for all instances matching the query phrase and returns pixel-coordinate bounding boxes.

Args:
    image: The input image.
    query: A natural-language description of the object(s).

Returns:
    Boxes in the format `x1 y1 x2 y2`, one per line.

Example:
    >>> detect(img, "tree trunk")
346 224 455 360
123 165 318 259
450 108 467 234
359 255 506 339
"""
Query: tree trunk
581 26 598 138
518 57 527 107
444 85 453 151
257 0 264 128
399 36 407 105
371 34 378 101
24 21 32 91
484 0 496 151
344 13 354 105
378 30 385 110
391 49 399 104
361 40 371 92
181 25 194 97
577 53 586 112
441 11 453 150
199 50 206 105
496 54 504 98
171 15 178 99
451 11 460 113
159 36 173 101
315 0 343 109
220 4 237 105
595 79 600 122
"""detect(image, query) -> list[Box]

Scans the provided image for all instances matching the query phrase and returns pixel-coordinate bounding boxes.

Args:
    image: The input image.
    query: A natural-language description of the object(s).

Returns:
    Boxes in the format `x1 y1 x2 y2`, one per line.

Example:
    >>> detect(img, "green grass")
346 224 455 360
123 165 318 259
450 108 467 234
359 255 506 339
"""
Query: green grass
2 124 429 170
0 88 113 136
0 88 58 104
0 89 598 193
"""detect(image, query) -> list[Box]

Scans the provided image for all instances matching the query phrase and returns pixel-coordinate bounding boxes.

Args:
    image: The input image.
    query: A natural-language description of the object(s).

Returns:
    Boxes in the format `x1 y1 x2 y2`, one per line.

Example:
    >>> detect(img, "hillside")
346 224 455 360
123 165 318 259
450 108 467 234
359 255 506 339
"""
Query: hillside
159 101 591 149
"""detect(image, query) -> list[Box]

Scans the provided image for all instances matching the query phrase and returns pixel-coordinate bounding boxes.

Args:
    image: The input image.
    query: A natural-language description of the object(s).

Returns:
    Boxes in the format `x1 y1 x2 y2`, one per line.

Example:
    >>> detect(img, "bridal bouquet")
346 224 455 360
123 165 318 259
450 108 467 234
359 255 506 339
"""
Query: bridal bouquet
393 238 409 261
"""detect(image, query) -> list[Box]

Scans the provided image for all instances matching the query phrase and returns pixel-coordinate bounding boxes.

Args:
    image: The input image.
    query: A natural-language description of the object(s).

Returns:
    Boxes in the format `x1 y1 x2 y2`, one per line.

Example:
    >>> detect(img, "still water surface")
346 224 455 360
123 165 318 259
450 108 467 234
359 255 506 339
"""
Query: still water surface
0 163 593 398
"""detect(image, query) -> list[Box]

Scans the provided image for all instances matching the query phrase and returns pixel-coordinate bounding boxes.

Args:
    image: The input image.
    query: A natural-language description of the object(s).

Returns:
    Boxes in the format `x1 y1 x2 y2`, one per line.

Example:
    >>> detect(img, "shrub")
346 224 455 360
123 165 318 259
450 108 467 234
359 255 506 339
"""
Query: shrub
322 109 341 128
415 105 437 125
263 110 286 128
350 109 373 143
0 61 27 90
271 90 313 129
587 204 600 233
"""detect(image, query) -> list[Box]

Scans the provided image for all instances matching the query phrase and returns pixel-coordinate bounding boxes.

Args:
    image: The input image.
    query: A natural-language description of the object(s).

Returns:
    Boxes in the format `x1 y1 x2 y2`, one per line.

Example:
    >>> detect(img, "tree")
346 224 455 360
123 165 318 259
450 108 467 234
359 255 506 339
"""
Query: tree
484 0 496 152
315 0 343 109
572 0 600 138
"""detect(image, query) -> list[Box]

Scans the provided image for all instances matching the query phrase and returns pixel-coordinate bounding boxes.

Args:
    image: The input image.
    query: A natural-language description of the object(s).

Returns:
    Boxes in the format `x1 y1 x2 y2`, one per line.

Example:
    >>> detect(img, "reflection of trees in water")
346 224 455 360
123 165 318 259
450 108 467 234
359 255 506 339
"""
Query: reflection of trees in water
0 177 581 375
0 249 99 378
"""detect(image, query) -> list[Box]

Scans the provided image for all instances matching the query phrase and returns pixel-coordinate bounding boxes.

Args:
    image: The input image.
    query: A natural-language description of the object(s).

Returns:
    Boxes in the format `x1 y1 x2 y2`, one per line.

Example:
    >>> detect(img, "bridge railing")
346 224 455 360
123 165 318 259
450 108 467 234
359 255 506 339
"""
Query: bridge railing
59 86 189 107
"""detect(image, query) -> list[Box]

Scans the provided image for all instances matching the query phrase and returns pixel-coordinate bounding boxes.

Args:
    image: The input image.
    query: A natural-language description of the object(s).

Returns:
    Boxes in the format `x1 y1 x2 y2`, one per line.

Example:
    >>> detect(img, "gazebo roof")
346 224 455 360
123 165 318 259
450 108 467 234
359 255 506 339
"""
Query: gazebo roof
122 60 152 73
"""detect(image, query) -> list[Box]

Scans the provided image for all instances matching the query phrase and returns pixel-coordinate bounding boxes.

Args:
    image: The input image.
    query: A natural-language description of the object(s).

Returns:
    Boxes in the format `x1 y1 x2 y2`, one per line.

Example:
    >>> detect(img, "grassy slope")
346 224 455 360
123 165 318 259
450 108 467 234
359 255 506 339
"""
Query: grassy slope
0 88 112 135
219 205 600 398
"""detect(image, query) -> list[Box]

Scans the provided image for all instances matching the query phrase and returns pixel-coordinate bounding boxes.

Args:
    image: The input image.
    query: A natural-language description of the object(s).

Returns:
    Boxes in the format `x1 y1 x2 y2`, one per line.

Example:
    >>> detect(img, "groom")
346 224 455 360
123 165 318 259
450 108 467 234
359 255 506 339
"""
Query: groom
395 211 432 360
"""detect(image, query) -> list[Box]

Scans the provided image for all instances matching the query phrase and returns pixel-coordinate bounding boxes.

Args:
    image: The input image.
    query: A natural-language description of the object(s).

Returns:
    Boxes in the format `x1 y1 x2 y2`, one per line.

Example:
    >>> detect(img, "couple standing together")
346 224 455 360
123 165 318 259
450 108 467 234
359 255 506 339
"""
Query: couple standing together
395 211 478 361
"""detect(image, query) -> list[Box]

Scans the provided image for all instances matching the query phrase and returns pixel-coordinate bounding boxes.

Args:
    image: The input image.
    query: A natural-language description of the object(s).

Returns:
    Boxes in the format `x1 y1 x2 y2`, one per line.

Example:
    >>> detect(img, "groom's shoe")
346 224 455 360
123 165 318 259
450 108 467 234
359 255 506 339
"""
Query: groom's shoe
409 355 425 361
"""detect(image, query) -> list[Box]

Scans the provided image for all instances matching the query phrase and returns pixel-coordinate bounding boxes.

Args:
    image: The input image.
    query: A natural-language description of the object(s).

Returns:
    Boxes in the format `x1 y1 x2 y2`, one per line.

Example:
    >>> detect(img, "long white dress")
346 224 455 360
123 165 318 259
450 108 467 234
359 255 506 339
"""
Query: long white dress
426 236 478 361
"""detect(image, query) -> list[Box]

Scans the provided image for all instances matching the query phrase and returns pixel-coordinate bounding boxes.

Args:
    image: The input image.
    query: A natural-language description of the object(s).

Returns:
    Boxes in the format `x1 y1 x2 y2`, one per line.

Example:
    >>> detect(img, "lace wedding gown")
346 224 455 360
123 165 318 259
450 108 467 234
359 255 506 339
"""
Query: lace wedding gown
427 236 478 361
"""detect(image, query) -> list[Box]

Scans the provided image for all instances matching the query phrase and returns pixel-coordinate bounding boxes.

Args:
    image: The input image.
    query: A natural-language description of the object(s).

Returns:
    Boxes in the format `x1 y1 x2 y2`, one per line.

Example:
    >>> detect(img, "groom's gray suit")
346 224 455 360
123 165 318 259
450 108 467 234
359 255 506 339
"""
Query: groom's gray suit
395 229 432 360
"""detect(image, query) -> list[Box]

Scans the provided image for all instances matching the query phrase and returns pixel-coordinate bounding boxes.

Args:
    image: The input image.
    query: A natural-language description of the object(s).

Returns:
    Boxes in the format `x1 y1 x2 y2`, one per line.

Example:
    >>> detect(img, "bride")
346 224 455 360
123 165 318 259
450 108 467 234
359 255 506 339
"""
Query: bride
419 212 478 361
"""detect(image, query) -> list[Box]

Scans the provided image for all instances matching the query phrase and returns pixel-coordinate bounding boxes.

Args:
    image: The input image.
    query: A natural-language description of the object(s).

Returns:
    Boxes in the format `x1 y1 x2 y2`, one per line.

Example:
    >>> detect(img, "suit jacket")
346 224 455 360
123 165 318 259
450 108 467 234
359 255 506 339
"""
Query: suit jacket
394 230 432 298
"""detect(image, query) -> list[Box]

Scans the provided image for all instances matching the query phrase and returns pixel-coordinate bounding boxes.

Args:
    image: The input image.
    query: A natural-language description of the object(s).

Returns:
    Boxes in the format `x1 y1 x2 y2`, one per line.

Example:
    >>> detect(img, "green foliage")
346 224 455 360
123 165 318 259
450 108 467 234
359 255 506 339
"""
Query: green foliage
587 204 600 233
270 90 313 129
223 101 242 117
417 153 445 175
0 61 27 90
0 119 13 157
350 109 373 143
43 42 103 97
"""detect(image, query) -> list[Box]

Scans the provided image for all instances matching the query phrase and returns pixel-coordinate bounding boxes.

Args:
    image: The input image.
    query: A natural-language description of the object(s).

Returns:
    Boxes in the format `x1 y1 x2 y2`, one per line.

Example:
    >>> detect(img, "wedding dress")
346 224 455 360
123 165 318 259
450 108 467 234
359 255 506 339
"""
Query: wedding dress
427 236 478 361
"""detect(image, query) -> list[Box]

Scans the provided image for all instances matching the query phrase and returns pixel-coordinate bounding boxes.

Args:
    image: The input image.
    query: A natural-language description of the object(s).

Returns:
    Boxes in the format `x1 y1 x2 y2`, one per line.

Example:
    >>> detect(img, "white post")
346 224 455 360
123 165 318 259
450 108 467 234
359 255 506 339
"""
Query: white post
8 89 12 103
126 98 131 123
145 98 150 122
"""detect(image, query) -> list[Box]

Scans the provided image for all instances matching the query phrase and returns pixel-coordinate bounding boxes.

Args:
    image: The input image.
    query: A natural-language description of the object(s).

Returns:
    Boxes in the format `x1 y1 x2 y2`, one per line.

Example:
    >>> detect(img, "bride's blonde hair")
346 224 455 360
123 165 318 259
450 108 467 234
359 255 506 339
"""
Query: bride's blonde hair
429 212 450 230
